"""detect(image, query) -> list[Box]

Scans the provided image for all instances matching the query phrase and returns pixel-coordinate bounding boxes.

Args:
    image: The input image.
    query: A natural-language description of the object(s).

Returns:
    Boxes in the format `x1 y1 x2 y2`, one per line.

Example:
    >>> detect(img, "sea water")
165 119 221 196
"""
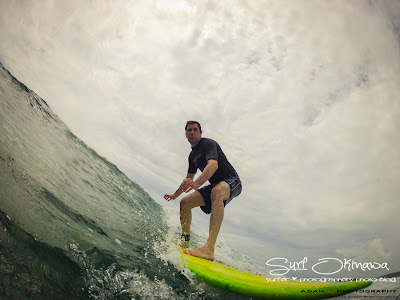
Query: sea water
0 62 261 299
1 62 399 299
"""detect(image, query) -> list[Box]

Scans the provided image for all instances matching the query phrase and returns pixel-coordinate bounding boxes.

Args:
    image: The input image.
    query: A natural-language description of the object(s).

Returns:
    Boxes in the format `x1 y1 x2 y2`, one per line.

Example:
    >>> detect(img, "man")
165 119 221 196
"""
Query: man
164 121 242 261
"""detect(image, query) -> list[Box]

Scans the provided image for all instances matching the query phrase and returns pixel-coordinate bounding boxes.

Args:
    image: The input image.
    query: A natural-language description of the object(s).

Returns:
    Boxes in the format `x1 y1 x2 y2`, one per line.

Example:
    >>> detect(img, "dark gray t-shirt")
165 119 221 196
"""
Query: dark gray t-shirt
188 138 238 185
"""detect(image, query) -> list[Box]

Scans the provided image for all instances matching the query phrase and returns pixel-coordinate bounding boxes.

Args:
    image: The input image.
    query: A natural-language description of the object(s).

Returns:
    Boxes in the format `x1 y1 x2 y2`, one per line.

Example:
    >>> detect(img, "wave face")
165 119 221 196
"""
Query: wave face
0 61 163 298
0 62 261 299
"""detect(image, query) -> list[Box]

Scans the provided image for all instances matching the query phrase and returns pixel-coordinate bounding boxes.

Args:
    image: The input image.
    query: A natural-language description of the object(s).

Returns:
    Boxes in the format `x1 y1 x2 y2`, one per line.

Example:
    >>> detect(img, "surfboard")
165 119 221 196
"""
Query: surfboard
178 248 372 299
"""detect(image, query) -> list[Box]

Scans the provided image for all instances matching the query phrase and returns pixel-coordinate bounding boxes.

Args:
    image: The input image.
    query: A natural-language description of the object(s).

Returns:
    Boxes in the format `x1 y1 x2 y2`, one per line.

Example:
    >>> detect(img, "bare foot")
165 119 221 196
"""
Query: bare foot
184 246 215 261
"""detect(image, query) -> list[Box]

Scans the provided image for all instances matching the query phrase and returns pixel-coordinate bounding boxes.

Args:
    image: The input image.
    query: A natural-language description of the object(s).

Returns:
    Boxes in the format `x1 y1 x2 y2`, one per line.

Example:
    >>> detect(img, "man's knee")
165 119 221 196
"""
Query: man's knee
180 196 190 210
211 183 230 203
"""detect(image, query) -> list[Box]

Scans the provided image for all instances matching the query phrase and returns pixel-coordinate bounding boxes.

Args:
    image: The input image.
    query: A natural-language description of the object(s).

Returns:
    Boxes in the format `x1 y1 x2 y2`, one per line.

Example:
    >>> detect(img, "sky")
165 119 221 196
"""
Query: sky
1 0 399 277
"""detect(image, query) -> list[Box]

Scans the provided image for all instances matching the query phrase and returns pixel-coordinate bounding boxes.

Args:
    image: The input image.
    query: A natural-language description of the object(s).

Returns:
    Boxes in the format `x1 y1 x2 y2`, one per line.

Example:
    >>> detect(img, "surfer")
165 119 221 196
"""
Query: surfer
164 121 242 261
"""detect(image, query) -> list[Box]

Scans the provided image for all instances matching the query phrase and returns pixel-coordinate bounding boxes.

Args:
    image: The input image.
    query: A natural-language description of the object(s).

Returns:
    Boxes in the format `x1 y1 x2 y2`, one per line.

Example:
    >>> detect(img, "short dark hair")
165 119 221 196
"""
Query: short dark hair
185 120 202 132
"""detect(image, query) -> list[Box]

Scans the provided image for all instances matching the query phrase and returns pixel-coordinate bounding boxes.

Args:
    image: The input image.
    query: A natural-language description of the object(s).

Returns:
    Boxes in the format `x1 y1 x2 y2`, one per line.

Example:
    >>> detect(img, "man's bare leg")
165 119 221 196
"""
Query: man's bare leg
184 182 230 260
179 191 205 248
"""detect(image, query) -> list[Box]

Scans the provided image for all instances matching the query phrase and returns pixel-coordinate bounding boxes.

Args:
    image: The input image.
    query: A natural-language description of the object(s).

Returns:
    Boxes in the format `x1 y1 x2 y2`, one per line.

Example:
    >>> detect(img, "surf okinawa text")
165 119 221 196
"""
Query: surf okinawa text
266 257 389 276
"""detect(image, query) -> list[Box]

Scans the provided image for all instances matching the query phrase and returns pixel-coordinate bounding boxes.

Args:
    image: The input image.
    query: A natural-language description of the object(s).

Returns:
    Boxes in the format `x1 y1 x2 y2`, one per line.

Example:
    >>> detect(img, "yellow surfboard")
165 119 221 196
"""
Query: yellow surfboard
178 248 372 299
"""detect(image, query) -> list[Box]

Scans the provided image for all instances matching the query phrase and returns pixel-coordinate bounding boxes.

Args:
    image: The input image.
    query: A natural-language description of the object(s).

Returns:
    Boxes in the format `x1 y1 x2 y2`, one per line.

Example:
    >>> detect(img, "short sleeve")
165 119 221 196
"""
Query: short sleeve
188 156 197 174
205 140 218 162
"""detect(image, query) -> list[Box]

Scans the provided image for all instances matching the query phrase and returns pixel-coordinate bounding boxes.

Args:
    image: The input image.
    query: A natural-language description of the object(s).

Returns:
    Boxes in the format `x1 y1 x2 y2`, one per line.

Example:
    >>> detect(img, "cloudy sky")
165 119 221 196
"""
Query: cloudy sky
1 0 399 276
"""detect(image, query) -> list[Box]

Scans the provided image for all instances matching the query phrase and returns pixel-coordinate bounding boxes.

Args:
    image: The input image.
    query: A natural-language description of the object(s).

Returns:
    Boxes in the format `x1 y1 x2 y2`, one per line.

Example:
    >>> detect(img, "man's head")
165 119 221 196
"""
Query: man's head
185 120 202 146
185 121 202 132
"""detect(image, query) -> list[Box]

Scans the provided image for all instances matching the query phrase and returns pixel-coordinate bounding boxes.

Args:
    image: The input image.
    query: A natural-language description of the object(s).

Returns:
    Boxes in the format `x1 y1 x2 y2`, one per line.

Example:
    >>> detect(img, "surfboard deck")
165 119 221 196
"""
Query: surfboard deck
178 247 372 299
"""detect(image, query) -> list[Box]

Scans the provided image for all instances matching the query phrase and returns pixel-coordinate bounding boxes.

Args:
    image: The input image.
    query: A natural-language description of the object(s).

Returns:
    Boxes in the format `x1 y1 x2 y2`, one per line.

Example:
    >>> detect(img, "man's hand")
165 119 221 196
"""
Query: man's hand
164 176 199 202
179 178 201 193
180 178 194 192
164 194 175 201
185 181 201 192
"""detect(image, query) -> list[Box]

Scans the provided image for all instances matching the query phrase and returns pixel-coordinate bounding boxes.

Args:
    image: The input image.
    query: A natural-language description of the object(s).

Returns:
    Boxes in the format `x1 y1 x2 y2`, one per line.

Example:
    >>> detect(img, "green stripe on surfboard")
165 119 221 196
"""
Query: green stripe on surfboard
178 248 372 299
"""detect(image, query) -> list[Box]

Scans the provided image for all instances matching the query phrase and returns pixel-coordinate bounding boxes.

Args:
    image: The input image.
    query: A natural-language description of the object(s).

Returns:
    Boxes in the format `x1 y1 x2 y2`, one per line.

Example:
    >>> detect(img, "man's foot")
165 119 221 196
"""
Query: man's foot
183 246 215 261
173 238 190 249
179 240 190 249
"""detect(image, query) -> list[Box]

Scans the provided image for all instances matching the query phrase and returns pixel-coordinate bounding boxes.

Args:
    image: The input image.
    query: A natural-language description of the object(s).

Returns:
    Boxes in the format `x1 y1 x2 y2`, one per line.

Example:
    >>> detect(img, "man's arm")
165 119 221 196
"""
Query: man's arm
187 159 218 192
164 173 195 201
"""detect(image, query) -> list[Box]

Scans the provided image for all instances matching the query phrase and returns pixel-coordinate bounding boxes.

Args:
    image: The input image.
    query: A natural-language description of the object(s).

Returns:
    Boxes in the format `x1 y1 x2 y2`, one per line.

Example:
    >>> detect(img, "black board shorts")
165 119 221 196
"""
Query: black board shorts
198 177 242 214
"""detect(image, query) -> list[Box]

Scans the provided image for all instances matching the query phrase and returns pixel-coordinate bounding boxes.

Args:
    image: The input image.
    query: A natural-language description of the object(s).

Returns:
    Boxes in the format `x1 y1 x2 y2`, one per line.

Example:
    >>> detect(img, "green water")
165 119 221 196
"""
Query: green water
0 62 258 299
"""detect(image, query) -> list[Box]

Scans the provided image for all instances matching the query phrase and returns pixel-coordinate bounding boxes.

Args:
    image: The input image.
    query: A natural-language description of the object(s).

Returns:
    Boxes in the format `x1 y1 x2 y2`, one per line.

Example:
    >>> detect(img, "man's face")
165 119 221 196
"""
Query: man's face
185 123 202 146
